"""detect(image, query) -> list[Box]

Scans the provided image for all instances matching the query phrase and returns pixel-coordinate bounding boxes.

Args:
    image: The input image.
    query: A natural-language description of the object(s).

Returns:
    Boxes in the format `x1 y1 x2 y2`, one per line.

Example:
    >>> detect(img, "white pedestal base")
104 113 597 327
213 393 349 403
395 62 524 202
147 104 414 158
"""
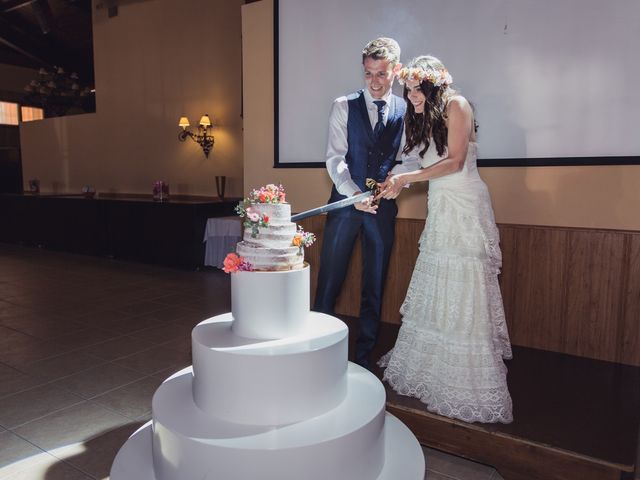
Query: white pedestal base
151 364 386 480
111 410 424 480
110 270 425 480
231 266 309 339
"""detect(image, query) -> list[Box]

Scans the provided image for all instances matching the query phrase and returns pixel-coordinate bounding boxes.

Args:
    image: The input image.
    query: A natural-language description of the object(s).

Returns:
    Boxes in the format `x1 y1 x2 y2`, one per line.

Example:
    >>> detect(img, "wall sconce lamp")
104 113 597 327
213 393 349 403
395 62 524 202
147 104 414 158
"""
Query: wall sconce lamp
178 114 214 158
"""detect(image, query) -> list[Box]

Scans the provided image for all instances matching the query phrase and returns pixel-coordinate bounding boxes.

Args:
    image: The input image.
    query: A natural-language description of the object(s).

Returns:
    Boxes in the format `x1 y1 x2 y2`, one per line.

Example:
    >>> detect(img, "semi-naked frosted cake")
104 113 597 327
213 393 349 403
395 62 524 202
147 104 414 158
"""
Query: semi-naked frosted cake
227 184 315 272
236 202 302 270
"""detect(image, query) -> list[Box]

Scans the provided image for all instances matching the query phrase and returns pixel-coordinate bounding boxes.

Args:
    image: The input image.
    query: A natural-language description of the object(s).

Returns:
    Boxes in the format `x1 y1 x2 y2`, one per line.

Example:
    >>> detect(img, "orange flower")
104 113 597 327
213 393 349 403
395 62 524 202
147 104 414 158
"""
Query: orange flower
223 252 242 273
292 234 303 247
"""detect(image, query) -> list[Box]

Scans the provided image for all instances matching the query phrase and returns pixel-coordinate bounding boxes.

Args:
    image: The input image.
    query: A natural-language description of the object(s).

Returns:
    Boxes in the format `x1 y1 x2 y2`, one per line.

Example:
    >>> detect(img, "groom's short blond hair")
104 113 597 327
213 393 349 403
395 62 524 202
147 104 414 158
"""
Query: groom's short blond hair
362 37 401 67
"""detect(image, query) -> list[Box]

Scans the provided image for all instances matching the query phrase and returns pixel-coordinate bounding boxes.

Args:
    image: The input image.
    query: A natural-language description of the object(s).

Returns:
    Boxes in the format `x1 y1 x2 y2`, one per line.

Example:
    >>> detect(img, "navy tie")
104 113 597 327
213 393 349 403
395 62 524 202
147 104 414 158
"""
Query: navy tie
373 100 386 140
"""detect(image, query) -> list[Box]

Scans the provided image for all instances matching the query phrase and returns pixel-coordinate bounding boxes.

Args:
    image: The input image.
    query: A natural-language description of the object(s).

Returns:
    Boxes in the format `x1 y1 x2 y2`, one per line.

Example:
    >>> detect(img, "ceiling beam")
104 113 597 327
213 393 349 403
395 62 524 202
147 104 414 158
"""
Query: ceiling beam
1 0 37 14
0 17 51 66
0 1 94 82
0 15 93 81
31 0 54 34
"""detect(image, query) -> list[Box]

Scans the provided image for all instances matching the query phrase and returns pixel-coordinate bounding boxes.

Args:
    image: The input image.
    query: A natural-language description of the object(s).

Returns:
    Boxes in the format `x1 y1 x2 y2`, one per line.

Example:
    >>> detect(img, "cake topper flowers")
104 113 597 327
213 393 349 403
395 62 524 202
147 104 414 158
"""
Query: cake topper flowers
248 184 286 204
223 252 253 273
292 226 316 256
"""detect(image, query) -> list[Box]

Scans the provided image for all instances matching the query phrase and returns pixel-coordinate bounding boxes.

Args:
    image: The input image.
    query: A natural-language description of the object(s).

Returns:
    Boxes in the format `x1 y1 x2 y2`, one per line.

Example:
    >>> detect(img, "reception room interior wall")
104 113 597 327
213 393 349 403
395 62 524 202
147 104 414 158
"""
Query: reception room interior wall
19 0 245 198
243 0 640 230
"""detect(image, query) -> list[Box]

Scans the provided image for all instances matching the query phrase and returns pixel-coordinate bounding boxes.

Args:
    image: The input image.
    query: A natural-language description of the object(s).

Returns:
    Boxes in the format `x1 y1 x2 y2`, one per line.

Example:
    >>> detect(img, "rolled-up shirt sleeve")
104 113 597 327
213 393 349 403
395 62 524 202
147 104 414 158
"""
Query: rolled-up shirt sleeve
325 98 360 197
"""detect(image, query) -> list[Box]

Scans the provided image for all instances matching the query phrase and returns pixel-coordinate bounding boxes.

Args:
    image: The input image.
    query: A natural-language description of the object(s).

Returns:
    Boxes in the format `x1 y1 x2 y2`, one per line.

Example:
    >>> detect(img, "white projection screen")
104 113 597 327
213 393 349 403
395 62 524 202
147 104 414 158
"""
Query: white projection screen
275 0 640 167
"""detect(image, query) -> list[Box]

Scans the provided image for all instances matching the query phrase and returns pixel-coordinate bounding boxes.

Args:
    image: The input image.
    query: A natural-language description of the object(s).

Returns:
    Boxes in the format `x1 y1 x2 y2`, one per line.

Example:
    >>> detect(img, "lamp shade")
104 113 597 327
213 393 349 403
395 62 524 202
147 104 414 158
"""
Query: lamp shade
178 116 190 128
199 114 212 127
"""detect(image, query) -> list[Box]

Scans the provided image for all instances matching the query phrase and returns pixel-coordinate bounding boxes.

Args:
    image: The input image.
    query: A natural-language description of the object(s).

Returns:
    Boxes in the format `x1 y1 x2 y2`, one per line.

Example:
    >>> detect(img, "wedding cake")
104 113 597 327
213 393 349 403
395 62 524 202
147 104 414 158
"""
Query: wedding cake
110 185 425 480
233 184 310 271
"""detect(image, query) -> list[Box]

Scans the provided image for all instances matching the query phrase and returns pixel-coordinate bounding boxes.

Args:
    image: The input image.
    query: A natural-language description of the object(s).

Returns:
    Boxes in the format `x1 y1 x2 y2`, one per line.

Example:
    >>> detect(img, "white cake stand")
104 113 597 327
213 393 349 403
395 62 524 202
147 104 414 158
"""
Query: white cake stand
111 267 425 479
111 366 424 480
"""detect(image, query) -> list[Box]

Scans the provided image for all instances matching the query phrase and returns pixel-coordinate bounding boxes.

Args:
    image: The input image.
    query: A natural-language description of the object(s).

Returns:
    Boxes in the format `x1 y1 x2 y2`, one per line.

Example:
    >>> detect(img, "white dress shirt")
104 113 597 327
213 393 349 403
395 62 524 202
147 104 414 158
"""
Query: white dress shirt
325 89 421 197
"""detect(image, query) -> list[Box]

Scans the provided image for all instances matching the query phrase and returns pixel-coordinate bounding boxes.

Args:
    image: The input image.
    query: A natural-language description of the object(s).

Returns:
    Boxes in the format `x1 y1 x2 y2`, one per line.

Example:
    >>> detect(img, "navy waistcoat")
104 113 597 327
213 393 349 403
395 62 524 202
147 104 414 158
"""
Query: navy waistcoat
328 90 405 204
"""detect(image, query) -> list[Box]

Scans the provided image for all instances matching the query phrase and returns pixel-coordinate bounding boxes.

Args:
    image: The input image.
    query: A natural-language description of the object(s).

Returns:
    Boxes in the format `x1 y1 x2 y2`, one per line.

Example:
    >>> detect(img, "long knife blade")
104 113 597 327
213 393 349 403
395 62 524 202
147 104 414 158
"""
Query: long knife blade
291 191 373 222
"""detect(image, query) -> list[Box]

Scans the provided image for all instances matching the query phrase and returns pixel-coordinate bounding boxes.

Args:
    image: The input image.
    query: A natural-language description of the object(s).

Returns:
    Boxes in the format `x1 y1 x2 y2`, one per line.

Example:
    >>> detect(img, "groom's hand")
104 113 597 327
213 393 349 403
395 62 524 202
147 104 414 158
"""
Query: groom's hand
353 191 378 214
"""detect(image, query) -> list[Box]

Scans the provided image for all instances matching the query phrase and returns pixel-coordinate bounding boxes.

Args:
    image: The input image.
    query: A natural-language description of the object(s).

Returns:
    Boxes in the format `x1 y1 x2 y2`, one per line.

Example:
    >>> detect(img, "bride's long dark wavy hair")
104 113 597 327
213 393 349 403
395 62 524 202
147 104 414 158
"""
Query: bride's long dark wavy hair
402 56 455 158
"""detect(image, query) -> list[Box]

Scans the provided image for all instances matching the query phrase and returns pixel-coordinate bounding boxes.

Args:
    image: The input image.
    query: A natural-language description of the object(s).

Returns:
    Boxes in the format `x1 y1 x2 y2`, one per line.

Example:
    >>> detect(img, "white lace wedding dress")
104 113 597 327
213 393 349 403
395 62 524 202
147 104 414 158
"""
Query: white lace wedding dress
379 140 513 424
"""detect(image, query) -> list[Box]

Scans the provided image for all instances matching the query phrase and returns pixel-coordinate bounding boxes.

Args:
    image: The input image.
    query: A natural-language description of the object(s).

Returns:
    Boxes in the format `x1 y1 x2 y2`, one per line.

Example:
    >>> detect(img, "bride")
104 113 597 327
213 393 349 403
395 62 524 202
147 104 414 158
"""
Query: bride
377 55 513 424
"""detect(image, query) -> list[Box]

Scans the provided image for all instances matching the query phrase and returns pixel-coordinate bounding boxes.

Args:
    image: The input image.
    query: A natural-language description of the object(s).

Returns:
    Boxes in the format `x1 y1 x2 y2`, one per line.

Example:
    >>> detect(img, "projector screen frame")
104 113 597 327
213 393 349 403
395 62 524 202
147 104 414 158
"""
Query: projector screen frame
272 0 640 169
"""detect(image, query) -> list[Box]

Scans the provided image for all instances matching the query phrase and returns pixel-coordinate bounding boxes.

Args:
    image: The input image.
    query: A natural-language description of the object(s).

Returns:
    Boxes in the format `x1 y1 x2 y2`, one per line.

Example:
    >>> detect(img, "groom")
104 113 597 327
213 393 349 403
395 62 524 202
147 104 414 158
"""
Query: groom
313 37 406 370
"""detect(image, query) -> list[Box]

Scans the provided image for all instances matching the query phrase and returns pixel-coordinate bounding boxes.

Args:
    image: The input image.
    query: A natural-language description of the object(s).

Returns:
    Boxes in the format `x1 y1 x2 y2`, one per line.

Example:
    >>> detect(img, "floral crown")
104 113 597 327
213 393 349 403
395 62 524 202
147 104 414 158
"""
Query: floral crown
397 66 452 87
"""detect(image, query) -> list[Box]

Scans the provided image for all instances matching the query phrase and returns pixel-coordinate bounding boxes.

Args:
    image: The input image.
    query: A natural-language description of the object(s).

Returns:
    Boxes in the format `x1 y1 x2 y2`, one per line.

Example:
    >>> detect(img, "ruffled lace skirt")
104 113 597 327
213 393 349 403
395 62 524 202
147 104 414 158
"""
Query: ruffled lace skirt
380 181 513 424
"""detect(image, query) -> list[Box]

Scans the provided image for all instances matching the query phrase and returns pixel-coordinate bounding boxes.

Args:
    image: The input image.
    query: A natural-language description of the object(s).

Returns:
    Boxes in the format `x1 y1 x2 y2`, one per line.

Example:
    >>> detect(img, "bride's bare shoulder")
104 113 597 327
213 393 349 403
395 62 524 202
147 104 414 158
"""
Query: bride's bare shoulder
445 95 471 113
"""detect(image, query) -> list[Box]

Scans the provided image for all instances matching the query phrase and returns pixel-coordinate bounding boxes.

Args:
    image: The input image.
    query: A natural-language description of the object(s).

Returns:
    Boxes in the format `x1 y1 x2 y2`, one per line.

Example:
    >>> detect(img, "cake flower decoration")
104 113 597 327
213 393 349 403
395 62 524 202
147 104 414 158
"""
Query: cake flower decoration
292 226 316 256
235 204 270 238
248 183 286 204
246 207 260 223
223 252 252 273
235 184 287 238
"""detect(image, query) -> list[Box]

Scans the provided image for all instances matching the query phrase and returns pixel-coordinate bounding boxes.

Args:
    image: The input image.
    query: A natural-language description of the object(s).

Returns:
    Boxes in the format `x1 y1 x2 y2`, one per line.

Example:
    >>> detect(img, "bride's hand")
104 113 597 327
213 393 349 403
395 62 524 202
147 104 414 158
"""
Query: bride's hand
377 172 393 193
376 174 406 200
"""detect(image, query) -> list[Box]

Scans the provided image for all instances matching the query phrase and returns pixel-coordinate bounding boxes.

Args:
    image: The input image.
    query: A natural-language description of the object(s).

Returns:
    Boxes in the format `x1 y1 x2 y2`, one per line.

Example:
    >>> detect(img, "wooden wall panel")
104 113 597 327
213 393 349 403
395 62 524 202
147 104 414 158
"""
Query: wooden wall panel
497 225 518 336
508 227 569 353
381 218 423 324
620 234 640 365
300 215 640 366
563 231 626 362
301 216 424 323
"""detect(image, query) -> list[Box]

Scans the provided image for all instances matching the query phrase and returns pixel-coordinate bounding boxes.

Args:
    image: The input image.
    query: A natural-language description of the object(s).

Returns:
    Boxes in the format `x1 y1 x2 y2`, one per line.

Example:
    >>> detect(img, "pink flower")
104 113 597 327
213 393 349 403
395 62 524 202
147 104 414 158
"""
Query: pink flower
223 253 242 273
246 207 260 222
258 192 270 203
224 253 253 273
238 260 253 271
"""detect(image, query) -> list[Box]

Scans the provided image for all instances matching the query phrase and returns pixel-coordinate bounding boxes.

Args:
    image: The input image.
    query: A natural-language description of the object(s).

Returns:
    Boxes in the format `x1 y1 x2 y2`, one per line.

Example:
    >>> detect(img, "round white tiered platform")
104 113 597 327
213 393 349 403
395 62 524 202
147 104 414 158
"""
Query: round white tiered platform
111 365 424 480
192 312 348 425
111 266 424 479
111 409 422 480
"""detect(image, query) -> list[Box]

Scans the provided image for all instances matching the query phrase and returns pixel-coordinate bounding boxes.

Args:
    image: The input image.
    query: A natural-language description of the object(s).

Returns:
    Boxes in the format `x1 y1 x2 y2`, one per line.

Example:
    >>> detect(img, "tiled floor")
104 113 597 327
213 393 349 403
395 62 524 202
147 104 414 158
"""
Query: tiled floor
0 244 503 480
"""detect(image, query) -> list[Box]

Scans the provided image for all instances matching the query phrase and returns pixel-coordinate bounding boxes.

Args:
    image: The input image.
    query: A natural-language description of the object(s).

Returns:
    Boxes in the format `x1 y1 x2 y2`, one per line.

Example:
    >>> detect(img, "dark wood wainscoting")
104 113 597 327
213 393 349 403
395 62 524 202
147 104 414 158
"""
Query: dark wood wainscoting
0 193 239 269
299 217 640 367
